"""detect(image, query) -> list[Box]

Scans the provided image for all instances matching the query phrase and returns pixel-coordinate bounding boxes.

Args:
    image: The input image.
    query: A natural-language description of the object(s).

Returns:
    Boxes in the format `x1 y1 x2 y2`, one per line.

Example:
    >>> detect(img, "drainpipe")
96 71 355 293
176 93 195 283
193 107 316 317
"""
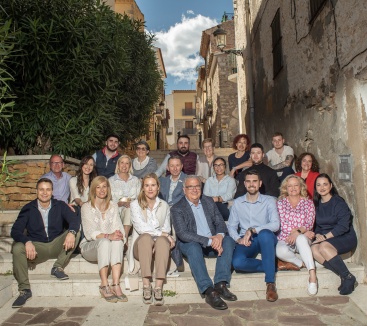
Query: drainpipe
245 0 255 143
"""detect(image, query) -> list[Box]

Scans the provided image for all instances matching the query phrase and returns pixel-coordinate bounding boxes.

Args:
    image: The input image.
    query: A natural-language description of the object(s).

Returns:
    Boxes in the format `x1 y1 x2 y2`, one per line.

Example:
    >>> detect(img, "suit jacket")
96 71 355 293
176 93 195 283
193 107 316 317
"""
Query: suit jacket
159 172 187 206
171 195 227 247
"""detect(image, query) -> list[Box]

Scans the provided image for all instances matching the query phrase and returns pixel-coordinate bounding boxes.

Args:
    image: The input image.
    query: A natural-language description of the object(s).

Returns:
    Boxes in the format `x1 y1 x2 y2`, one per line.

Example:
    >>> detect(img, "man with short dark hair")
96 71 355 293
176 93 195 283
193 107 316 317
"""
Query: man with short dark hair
228 170 280 302
155 135 197 177
234 143 280 199
93 134 121 178
11 178 81 308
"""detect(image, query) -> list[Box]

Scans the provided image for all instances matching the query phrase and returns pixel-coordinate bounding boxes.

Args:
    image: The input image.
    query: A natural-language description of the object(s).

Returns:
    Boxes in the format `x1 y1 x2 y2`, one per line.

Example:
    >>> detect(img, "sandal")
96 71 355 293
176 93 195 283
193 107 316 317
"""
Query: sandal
153 287 164 306
99 285 118 303
111 283 128 302
143 285 152 304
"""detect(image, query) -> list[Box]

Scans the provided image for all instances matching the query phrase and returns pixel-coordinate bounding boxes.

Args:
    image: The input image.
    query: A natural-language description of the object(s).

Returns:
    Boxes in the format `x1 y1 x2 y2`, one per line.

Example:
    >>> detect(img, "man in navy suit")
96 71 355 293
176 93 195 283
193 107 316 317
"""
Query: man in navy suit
171 176 236 310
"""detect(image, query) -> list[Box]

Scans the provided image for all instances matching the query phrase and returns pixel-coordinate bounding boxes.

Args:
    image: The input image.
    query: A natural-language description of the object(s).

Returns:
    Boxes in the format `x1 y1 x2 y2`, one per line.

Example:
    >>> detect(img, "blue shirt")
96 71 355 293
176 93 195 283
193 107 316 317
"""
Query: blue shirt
203 175 237 202
228 193 280 241
41 171 71 203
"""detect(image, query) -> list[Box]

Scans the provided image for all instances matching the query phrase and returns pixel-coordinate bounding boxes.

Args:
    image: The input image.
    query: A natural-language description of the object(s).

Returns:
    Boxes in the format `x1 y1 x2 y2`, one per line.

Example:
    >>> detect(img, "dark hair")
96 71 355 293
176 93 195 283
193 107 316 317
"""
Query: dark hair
295 152 319 173
177 134 190 143
76 156 97 196
168 155 183 164
250 143 264 153
232 134 251 151
105 133 120 142
213 157 226 168
313 173 339 207
136 140 150 152
272 132 283 138
244 169 262 181
37 178 53 189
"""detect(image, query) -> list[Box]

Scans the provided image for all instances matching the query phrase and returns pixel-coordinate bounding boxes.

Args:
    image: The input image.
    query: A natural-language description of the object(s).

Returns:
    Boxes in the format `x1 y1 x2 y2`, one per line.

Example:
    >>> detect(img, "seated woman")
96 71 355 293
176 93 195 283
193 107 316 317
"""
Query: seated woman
129 173 175 306
196 138 216 183
203 157 237 221
276 175 317 296
228 134 252 179
311 173 358 295
294 153 320 198
80 176 127 303
132 140 158 179
109 155 141 243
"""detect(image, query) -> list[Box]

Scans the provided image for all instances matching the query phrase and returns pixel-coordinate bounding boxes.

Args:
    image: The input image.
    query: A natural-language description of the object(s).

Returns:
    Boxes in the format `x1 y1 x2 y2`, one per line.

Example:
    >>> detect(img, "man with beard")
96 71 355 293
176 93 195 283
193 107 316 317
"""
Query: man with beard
93 134 121 178
228 170 280 302
234 143 279 199
155 135 197 177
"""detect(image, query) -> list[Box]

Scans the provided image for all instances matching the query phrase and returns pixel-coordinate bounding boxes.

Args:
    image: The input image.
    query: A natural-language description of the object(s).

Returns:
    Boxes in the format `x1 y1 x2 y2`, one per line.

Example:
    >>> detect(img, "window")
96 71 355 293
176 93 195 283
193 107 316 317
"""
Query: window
271 9 283 78
309 0 327 22
183 121 195 134
182 102 196 116
228 53 237 74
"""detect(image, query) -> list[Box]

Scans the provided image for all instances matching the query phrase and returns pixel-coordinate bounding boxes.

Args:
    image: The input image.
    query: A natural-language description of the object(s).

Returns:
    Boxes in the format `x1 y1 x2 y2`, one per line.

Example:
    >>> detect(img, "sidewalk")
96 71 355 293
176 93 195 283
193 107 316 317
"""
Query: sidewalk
1 284 367 325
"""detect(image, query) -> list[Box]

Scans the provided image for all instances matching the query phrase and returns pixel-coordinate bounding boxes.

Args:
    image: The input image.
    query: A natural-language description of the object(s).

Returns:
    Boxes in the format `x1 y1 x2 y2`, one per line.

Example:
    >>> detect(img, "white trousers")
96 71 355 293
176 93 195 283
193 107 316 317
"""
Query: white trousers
276 234 315 270
81 238 123 271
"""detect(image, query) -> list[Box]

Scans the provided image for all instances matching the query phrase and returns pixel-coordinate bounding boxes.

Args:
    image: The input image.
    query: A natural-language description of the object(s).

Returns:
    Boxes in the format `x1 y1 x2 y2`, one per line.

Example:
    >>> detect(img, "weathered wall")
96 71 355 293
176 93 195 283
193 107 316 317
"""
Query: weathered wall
245 0 367 266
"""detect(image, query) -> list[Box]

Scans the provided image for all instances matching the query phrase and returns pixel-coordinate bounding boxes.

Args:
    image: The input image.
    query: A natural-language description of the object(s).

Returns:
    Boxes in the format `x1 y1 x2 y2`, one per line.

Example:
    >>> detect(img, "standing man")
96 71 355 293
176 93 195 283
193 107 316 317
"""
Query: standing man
155 135 197 177
234 143 280 199
265 132 294 182
41 155 71 203
171 176 237 310
93 134 121 178
228 170 280 302
11 178 81 308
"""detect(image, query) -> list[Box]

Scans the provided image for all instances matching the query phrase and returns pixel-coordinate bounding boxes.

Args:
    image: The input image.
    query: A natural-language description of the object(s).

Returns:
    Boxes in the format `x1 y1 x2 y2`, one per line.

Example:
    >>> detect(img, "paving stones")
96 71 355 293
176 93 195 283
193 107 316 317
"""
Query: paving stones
144 296 367 325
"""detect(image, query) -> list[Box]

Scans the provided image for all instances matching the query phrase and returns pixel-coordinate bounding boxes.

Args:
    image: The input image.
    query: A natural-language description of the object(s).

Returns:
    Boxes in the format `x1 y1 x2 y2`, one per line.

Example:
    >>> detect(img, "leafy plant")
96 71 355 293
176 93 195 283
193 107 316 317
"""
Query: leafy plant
163 290 177 297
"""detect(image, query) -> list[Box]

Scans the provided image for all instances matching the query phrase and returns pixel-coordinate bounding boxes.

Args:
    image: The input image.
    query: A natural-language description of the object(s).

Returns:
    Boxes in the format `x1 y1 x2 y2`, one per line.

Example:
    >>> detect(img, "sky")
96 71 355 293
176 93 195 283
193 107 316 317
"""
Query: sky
135 0 234 94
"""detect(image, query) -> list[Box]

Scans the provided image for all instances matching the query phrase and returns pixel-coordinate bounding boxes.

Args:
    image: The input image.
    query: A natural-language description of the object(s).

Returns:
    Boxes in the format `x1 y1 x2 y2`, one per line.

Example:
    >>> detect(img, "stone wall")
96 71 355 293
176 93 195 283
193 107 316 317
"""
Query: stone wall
0 155 79 210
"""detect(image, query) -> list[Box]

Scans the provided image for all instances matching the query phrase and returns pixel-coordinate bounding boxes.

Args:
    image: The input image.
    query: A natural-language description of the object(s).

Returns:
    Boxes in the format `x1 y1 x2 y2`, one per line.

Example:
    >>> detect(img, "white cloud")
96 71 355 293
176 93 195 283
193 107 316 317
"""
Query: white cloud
151 14 218 86
186 10 195 15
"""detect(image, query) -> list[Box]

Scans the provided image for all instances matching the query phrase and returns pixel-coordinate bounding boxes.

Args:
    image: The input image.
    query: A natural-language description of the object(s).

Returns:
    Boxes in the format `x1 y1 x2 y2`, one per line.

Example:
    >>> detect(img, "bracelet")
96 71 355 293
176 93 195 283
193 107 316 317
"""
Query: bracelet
323 234 327 239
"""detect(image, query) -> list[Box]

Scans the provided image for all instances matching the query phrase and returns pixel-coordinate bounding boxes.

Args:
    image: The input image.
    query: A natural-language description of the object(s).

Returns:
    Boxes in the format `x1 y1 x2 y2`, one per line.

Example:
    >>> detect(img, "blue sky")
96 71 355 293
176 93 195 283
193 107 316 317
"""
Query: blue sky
135 0 233 94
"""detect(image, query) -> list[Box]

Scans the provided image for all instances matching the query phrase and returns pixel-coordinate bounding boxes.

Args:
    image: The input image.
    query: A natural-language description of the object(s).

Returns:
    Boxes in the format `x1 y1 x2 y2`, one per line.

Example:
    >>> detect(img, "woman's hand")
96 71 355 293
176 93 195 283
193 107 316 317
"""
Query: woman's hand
109 230 124 241
229 168 237 178
304 230 315 240
285 232 298 246
312 233 326 244
118 201 130 208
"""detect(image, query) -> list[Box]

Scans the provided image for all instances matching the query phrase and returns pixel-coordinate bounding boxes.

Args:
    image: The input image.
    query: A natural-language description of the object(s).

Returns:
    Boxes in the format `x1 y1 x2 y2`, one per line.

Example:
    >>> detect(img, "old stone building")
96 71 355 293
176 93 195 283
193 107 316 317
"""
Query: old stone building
233 0 367 266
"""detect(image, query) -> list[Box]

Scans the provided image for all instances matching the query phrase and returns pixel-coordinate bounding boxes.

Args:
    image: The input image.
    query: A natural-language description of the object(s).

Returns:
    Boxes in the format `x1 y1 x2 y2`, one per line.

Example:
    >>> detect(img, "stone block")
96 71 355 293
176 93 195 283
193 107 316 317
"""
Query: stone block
8 193 35 201
1 187 21 195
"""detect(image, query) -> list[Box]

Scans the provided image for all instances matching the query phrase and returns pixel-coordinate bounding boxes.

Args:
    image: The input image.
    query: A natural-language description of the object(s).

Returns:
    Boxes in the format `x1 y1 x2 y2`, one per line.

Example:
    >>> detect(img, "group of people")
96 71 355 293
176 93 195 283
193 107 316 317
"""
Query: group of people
10 132 358 311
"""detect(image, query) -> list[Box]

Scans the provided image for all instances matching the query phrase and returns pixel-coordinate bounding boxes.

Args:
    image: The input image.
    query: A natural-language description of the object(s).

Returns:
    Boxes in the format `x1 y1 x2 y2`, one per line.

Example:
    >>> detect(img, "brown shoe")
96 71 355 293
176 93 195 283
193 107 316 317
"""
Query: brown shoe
277 259 300 271
266 283 278 302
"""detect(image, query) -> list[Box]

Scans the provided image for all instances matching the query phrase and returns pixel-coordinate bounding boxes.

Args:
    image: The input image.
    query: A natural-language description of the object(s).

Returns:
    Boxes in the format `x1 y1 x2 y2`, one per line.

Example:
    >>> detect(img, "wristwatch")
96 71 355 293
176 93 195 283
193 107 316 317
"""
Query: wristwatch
296 229 302 234
248 227 256 235
68 230 77 236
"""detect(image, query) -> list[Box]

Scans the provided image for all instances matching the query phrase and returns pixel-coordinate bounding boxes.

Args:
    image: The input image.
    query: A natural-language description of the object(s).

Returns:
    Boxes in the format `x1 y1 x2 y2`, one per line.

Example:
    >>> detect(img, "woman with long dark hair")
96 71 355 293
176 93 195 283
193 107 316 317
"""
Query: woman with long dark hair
294 153 319 199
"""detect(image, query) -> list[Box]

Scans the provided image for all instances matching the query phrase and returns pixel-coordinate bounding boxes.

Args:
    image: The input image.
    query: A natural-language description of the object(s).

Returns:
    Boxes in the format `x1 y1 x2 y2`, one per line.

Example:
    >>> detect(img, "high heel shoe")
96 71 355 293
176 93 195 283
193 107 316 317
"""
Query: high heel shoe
99 285 118 303
111 283 128 302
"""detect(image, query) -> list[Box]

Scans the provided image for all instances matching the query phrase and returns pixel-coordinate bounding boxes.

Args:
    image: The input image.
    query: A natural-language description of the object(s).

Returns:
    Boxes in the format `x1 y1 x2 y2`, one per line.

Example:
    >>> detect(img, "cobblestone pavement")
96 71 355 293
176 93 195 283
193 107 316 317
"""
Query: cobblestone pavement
144 296 367 326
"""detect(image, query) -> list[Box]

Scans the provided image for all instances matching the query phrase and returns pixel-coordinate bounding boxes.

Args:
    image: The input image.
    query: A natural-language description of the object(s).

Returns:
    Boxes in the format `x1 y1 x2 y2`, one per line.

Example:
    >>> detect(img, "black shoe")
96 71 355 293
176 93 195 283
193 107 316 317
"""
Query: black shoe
51 267 69 280
205 289 228 310
339 274 358 295
214 282 237 301
12 289 32 308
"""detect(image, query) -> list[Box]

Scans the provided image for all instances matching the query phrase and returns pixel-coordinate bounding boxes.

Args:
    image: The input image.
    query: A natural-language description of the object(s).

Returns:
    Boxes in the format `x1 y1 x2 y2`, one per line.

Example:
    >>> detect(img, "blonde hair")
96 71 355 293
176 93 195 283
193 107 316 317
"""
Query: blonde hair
89 176 112 209
137 173 160 209
115 155 133 174
279 175 308 200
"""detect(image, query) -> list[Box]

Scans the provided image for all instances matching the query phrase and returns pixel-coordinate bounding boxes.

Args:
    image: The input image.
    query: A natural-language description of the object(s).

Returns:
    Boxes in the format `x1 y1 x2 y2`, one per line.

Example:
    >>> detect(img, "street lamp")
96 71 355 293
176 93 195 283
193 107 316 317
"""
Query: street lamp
213 26 243 56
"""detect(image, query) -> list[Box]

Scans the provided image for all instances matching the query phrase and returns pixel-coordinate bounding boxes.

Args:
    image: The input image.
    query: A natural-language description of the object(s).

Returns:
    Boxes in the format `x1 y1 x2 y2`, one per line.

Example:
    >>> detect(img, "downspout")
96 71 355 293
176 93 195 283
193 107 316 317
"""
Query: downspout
245 0 255 142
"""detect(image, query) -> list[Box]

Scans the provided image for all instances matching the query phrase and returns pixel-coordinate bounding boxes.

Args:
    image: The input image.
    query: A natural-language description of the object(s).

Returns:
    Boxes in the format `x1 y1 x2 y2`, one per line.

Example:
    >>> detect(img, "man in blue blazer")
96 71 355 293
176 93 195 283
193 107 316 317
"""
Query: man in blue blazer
171 175 236 310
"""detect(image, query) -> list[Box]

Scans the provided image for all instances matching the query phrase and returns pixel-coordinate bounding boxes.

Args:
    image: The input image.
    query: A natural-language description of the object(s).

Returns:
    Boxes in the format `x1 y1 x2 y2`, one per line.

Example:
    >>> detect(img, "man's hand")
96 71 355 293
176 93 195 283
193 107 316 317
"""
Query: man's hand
25 241 37 260
243 230 252 246
167 236 175 249
63 233 76 251
209 234 223 251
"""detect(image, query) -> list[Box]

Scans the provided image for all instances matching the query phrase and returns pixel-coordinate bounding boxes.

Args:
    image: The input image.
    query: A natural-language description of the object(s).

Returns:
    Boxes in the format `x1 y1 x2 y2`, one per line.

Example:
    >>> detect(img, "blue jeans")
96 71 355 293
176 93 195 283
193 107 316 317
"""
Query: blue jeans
232 229 277 283
179 236 235 294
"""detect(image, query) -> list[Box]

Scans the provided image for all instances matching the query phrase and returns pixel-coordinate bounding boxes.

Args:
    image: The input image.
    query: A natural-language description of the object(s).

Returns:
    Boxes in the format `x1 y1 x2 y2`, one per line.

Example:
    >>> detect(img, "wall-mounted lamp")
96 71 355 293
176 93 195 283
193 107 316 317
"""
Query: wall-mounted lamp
213 26 243 56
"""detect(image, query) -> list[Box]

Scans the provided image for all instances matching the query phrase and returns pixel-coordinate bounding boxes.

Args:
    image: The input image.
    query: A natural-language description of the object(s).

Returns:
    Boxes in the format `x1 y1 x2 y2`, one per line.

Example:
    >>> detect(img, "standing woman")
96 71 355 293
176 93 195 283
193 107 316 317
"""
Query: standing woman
228 134 252 179
109 155 141 243
132 140 158 179
196 138 216 183
311 173 358 295
295 153 320 199
80 176 127 302
275 175 317 295
129 173 174 306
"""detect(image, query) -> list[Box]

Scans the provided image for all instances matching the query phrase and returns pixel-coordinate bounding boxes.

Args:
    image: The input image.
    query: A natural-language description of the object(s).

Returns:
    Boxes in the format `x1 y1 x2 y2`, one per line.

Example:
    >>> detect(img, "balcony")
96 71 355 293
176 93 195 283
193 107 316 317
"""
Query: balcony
182 108 196 116
182 128 197 135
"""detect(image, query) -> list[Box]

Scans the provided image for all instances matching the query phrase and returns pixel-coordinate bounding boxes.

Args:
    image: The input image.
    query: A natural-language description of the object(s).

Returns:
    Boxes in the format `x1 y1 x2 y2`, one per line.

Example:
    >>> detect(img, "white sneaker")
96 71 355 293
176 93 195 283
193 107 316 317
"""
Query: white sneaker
167 269 180 278
307 282 318 296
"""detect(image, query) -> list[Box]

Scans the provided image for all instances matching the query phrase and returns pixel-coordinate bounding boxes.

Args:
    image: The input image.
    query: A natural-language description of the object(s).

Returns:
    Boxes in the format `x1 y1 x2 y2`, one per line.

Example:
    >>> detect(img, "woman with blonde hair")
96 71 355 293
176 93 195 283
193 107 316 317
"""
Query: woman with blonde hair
80 176 127 303
276 175 317 296
129 173 174 306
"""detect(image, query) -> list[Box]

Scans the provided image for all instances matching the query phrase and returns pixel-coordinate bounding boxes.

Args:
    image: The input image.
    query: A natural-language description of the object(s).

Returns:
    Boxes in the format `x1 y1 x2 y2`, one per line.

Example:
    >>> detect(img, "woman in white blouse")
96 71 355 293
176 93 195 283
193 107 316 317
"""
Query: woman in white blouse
109 155 141 243
129 173 175 306
80 176 127 303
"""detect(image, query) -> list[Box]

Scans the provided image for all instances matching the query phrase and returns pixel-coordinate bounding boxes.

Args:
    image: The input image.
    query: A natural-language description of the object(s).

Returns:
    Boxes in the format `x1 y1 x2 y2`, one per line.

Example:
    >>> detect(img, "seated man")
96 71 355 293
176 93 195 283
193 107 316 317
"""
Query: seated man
171 176 236 310
228 170 280 302
264 132 294 182
10 178 81 308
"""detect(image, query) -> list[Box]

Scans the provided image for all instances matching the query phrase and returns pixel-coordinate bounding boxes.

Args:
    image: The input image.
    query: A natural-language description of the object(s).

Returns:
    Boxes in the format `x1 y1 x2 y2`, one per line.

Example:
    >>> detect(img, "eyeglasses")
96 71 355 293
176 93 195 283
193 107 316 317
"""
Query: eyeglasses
213 163 225 168
136 147 147 151
185 185 201 190
50 162 63 165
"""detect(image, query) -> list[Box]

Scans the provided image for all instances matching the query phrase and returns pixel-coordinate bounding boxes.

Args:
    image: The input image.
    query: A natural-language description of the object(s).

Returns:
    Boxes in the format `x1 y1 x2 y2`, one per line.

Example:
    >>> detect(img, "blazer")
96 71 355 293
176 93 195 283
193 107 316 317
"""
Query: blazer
171 195 227 247
159 172 187 206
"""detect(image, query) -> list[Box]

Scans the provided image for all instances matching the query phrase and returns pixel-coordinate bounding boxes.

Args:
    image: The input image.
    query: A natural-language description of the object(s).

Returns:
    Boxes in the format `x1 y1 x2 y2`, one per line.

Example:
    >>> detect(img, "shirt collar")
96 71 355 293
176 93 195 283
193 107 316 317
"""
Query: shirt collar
37 200 51 211
185 197 201 207
241 193 263 204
